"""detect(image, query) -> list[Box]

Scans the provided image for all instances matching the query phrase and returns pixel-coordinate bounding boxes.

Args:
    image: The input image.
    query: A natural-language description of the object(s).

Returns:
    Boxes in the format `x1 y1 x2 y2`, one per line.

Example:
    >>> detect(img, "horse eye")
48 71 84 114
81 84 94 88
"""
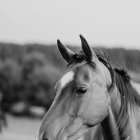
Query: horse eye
75 87 87 95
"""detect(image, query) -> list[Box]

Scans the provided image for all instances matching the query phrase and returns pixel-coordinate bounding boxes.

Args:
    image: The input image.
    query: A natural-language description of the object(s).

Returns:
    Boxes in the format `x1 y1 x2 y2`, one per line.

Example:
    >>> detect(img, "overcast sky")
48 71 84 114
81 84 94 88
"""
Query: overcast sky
0 0 140 49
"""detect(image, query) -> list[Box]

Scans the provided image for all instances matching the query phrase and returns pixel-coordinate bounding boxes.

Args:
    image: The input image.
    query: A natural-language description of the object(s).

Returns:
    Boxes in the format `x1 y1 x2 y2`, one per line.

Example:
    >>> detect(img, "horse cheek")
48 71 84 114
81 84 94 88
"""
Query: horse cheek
77 88 109 125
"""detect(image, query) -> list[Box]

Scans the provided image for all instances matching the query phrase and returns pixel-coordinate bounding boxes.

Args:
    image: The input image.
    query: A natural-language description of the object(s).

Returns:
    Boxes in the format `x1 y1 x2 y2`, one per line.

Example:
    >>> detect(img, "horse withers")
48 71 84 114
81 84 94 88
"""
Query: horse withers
38 35 140 140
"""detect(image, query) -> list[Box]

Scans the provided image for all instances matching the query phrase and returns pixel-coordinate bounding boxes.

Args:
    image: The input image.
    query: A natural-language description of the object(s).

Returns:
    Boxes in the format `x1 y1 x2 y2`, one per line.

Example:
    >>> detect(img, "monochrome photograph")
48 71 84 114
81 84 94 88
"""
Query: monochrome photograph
0 1 140 140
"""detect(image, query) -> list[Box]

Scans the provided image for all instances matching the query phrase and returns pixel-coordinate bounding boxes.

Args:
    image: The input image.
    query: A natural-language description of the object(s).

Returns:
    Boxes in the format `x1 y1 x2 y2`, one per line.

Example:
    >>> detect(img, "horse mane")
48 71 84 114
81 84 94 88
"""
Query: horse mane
95 51 140 106
94 50 140 116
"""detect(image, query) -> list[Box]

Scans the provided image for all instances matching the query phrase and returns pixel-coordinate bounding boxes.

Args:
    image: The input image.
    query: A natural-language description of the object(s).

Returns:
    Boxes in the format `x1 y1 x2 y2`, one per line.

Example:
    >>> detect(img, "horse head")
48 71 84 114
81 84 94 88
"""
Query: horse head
38 35 117 140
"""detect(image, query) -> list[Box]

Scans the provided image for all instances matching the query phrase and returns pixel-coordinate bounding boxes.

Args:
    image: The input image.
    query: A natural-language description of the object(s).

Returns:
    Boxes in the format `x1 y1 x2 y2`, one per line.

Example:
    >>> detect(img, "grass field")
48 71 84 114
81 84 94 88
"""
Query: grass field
0 115 41 140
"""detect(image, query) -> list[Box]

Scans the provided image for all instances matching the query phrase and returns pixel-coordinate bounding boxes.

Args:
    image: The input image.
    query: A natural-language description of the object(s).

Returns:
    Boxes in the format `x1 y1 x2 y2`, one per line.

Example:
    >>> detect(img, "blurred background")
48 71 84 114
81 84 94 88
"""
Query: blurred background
0 0 140 140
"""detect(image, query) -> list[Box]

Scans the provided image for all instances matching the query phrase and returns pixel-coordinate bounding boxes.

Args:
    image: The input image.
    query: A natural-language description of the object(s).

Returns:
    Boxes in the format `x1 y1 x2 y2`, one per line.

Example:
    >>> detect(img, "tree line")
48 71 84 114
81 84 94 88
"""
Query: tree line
0 43 139 117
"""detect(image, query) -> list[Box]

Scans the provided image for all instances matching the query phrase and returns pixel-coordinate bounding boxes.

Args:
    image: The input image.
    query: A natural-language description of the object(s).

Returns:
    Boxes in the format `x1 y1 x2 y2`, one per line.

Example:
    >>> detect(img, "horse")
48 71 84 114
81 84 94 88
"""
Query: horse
38 35 140 140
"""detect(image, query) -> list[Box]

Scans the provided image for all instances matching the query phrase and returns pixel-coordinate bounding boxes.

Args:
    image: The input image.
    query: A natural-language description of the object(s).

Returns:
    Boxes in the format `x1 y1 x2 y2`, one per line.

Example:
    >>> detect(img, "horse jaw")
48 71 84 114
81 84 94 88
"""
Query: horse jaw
57 118 89 140
38 112 89 140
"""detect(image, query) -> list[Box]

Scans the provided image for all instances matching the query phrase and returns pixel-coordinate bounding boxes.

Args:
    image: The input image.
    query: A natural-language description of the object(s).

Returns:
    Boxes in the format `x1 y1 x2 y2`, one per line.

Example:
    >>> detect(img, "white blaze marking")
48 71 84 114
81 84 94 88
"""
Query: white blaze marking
60 71 74 88
54 71 74 101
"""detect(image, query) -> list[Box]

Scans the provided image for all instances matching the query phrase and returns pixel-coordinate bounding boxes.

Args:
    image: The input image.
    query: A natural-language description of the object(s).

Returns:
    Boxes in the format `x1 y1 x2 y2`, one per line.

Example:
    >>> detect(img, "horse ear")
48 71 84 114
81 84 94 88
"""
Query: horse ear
57 39 74 63
79 35 97 61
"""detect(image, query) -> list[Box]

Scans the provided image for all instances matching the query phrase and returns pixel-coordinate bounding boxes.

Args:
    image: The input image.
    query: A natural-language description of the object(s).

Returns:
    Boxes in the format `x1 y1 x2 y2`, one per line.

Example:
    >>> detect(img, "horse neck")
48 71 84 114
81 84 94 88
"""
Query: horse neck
109 85 138 140
116 102 138 140
101 107 120 140
101 108 138 140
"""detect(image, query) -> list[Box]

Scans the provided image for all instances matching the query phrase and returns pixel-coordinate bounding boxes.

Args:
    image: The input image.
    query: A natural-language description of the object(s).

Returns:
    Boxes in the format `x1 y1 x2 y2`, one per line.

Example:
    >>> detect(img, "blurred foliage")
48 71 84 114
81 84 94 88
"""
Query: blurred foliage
0 43 139 117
